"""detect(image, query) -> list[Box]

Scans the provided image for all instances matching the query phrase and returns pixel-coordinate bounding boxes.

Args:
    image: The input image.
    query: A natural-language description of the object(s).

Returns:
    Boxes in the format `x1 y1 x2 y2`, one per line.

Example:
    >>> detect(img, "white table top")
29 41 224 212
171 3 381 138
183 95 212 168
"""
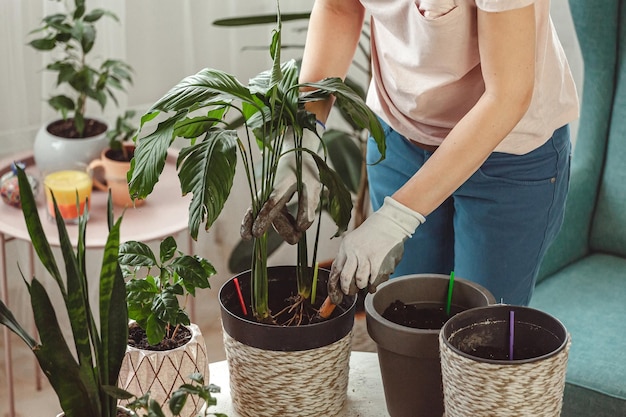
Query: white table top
207 351 390 417
0 150 190 247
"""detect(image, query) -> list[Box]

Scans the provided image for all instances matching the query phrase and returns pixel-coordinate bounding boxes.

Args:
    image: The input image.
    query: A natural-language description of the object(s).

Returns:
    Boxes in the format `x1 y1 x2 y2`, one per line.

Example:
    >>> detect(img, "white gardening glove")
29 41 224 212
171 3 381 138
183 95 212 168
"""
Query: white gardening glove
240 122 324 244
328 196 425 305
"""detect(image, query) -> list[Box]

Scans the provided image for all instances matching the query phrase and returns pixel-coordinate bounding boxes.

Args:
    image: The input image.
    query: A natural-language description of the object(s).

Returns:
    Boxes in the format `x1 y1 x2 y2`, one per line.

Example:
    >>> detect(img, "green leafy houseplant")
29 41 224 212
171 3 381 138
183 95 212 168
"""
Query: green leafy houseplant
29 0 133 137
0 169 128 417
128 3 384 323
124 373 226 417
212 12 373 274
106 110 138 162
119 235 216 346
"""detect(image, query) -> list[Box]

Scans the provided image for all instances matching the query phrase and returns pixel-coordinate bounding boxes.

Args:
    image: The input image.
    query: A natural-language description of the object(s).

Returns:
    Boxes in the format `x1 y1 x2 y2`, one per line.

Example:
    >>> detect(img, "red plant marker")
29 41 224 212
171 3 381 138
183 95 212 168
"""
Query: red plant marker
234 277 247 316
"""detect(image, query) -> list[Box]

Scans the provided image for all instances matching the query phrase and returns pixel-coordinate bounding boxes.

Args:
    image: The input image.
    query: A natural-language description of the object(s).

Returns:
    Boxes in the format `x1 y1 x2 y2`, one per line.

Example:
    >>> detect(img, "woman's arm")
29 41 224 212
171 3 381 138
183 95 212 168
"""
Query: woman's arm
394 4 537 216
299 0 366 122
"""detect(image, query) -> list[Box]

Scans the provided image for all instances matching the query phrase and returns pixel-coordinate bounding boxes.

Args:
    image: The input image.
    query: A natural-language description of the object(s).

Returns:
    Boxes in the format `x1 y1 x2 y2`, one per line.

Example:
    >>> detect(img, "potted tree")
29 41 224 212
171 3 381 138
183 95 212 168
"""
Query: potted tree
29 0 133 173
117 235 216 417
127 3 385 416
0 168 130 416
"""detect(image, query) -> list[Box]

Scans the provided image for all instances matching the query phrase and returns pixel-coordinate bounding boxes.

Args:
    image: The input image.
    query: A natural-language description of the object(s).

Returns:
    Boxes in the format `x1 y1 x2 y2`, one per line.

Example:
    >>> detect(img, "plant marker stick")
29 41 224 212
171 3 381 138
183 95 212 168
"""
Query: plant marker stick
446 271 455 316
234 277 247 316
509 310 515 360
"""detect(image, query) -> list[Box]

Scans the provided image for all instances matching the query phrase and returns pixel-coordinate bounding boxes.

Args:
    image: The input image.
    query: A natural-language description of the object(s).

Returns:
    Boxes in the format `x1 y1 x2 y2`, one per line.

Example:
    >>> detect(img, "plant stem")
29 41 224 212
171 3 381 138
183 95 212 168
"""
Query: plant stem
251 233 270 321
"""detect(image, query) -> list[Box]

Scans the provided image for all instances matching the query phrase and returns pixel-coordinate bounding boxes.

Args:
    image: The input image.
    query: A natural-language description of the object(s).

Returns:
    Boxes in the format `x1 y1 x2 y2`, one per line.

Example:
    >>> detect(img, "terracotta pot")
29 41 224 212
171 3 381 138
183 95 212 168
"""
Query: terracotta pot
34 119 108 174
219 266 357 417
117 323 209 417
440 305 570 417
364 273 496 417
89 145 143 207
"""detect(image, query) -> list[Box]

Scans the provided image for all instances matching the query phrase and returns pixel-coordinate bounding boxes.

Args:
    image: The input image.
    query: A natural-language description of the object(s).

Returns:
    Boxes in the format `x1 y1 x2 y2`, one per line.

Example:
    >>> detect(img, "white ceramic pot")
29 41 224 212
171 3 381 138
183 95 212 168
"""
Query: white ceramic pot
33 120 109 174
118 323 209 417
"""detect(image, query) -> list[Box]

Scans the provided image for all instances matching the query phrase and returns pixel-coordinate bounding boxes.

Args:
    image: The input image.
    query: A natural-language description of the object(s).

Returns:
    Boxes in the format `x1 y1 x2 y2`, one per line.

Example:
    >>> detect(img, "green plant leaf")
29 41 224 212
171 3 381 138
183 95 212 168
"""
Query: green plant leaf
129 115 181 200
311 153 353 237
177 130 238 239
119 241 157 267
29 37 56 50
0 300 37 348
169 256 213 296
145 313 166 346
159 236 177 263
323 129 363 194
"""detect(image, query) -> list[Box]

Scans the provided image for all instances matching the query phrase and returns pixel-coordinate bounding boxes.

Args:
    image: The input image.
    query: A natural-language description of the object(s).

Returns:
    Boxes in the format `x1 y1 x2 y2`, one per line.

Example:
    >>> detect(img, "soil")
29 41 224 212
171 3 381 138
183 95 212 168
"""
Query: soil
47 118 107 138
382 300 465 330
465 345 545 361
127 323 192 351
105 146 135 162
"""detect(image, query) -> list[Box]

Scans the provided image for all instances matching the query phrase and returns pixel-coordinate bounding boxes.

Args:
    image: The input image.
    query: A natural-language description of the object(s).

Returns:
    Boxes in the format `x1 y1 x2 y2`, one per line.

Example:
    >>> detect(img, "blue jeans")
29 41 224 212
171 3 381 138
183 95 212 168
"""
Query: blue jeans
367 121 571 305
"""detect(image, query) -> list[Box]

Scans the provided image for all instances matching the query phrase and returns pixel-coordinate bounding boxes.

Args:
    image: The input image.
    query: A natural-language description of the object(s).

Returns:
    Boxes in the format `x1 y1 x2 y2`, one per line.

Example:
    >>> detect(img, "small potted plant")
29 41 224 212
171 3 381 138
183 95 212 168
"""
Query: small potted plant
0 168 129 416
117 235 216 417
29 0 133 173
126 2 385 415
89 110 141 207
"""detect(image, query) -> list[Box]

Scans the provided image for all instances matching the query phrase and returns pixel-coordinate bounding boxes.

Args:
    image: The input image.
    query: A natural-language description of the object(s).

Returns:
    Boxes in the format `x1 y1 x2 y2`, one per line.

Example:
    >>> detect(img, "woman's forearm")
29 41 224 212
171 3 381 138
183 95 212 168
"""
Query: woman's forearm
299 0 365 122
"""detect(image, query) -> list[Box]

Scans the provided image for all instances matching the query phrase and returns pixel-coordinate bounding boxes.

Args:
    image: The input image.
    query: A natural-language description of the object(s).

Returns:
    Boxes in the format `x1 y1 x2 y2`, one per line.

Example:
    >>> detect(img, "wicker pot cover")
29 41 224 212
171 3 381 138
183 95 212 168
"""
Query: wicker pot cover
440 305 570 417
118 323 208 417
219 266 357 417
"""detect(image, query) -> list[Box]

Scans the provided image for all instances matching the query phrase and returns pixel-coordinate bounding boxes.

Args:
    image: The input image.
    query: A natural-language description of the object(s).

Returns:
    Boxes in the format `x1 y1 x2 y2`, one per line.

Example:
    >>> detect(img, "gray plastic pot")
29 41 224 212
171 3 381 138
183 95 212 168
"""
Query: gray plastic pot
365 273 495 417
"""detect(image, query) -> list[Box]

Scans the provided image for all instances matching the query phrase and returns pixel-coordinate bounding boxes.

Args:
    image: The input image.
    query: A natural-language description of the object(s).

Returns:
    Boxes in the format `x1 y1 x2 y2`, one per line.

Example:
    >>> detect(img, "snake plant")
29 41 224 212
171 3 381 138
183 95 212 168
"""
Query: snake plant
0 168 128 417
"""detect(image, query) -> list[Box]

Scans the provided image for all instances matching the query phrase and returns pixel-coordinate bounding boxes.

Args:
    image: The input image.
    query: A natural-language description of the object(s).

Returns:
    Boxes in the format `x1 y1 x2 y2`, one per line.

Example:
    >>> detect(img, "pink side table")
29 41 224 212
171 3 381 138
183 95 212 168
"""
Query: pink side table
0 150 191 417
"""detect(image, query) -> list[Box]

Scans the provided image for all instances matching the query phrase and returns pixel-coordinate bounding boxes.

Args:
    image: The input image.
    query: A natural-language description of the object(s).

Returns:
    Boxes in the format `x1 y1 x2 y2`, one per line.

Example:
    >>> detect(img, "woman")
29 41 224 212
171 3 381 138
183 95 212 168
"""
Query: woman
246 0 579 306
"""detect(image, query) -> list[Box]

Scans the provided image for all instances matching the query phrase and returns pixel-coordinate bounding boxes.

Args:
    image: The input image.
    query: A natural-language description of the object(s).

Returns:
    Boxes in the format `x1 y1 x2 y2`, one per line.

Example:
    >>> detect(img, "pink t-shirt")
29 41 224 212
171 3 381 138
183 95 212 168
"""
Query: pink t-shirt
362 0 580 154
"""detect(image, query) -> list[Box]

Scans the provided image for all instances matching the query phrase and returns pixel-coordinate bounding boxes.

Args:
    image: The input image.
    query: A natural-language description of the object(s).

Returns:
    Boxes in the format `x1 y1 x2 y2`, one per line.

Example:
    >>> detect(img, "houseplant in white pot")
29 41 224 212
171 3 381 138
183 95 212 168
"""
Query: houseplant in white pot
117 235 216 417
127 2 385 415
29 0 133 173
0 169 130 416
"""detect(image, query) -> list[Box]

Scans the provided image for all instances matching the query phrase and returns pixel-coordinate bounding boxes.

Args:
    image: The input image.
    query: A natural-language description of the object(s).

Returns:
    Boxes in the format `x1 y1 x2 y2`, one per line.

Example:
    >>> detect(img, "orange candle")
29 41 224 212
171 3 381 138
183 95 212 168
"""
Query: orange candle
44 170 92 222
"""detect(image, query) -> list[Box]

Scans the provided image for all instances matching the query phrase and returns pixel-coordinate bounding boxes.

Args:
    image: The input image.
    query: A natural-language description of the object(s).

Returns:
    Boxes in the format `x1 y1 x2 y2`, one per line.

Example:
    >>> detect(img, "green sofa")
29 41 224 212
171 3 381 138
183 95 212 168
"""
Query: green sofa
529 0 626 416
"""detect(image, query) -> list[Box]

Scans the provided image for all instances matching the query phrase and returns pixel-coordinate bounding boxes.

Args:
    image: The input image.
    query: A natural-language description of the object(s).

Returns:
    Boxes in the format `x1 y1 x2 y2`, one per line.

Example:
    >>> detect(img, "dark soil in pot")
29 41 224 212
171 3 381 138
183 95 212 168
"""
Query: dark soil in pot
105 145 135 162
47 118 107 138
220 265 356 351
382 300 465 329
127 322 191 351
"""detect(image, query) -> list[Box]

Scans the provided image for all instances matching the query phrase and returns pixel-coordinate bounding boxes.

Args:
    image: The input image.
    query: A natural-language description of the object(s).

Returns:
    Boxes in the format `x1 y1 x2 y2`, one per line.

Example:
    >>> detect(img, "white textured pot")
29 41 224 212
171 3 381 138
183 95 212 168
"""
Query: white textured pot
33 119 108 174
118 323 209 417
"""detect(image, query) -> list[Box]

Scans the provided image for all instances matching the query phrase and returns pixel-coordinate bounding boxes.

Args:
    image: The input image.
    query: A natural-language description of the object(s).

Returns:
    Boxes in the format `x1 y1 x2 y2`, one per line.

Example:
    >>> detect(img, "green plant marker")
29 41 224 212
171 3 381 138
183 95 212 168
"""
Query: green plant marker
311 262 320 305
446 271 455 316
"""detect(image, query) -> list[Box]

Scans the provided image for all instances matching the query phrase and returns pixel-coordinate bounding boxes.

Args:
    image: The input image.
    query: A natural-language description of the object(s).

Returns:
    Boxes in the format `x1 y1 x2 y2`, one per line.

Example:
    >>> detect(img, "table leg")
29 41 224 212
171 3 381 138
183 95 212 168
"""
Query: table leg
1 233 16 417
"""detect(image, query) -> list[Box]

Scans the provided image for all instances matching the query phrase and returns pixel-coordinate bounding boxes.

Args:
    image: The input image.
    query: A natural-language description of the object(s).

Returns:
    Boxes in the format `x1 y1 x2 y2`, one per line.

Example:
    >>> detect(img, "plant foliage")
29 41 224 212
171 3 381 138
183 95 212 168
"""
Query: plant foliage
28 0 133 136
0 168 128 417
119 236 216 346
128 2 384 322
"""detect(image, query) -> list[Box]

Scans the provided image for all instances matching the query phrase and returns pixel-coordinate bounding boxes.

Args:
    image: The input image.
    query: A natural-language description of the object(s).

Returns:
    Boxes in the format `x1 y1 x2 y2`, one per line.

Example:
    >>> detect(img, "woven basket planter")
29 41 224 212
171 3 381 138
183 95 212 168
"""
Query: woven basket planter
219 266 356 417
117 323 209 417
440 305 570 417
364 274 495 417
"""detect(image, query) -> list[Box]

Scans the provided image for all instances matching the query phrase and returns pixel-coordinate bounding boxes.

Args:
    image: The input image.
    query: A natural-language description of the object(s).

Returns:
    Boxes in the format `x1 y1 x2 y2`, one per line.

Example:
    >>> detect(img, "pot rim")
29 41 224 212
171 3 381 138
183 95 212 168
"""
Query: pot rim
125 321 202 354
441 304 570 364
365 273 496 335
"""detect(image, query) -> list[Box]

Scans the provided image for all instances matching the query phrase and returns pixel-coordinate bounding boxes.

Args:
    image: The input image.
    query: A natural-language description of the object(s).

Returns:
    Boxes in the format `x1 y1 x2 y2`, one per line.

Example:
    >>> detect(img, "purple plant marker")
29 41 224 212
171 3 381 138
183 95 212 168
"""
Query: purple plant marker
509 310 515 360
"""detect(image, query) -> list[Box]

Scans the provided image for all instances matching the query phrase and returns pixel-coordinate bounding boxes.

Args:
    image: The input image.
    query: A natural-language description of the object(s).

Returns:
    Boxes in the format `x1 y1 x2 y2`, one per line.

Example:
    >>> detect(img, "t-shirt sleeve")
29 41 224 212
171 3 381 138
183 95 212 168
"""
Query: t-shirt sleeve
475 0 534 12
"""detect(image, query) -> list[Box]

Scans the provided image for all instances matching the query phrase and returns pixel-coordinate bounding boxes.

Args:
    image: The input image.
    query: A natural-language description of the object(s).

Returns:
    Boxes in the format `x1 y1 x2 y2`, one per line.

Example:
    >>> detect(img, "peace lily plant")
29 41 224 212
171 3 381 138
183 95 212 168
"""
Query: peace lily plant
128 3 384 323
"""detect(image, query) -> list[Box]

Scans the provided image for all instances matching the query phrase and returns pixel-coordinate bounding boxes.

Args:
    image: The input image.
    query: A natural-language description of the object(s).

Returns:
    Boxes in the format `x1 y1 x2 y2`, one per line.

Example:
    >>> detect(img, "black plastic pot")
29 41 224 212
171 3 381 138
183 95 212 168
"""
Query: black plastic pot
219 266 357 417
439 305 570 417
365 274 495 417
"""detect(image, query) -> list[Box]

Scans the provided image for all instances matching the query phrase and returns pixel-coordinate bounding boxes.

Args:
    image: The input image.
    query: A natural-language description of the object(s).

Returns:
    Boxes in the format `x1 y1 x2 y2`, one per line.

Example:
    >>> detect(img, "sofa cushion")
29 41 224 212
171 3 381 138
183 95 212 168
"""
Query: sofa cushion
530 253 626 416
